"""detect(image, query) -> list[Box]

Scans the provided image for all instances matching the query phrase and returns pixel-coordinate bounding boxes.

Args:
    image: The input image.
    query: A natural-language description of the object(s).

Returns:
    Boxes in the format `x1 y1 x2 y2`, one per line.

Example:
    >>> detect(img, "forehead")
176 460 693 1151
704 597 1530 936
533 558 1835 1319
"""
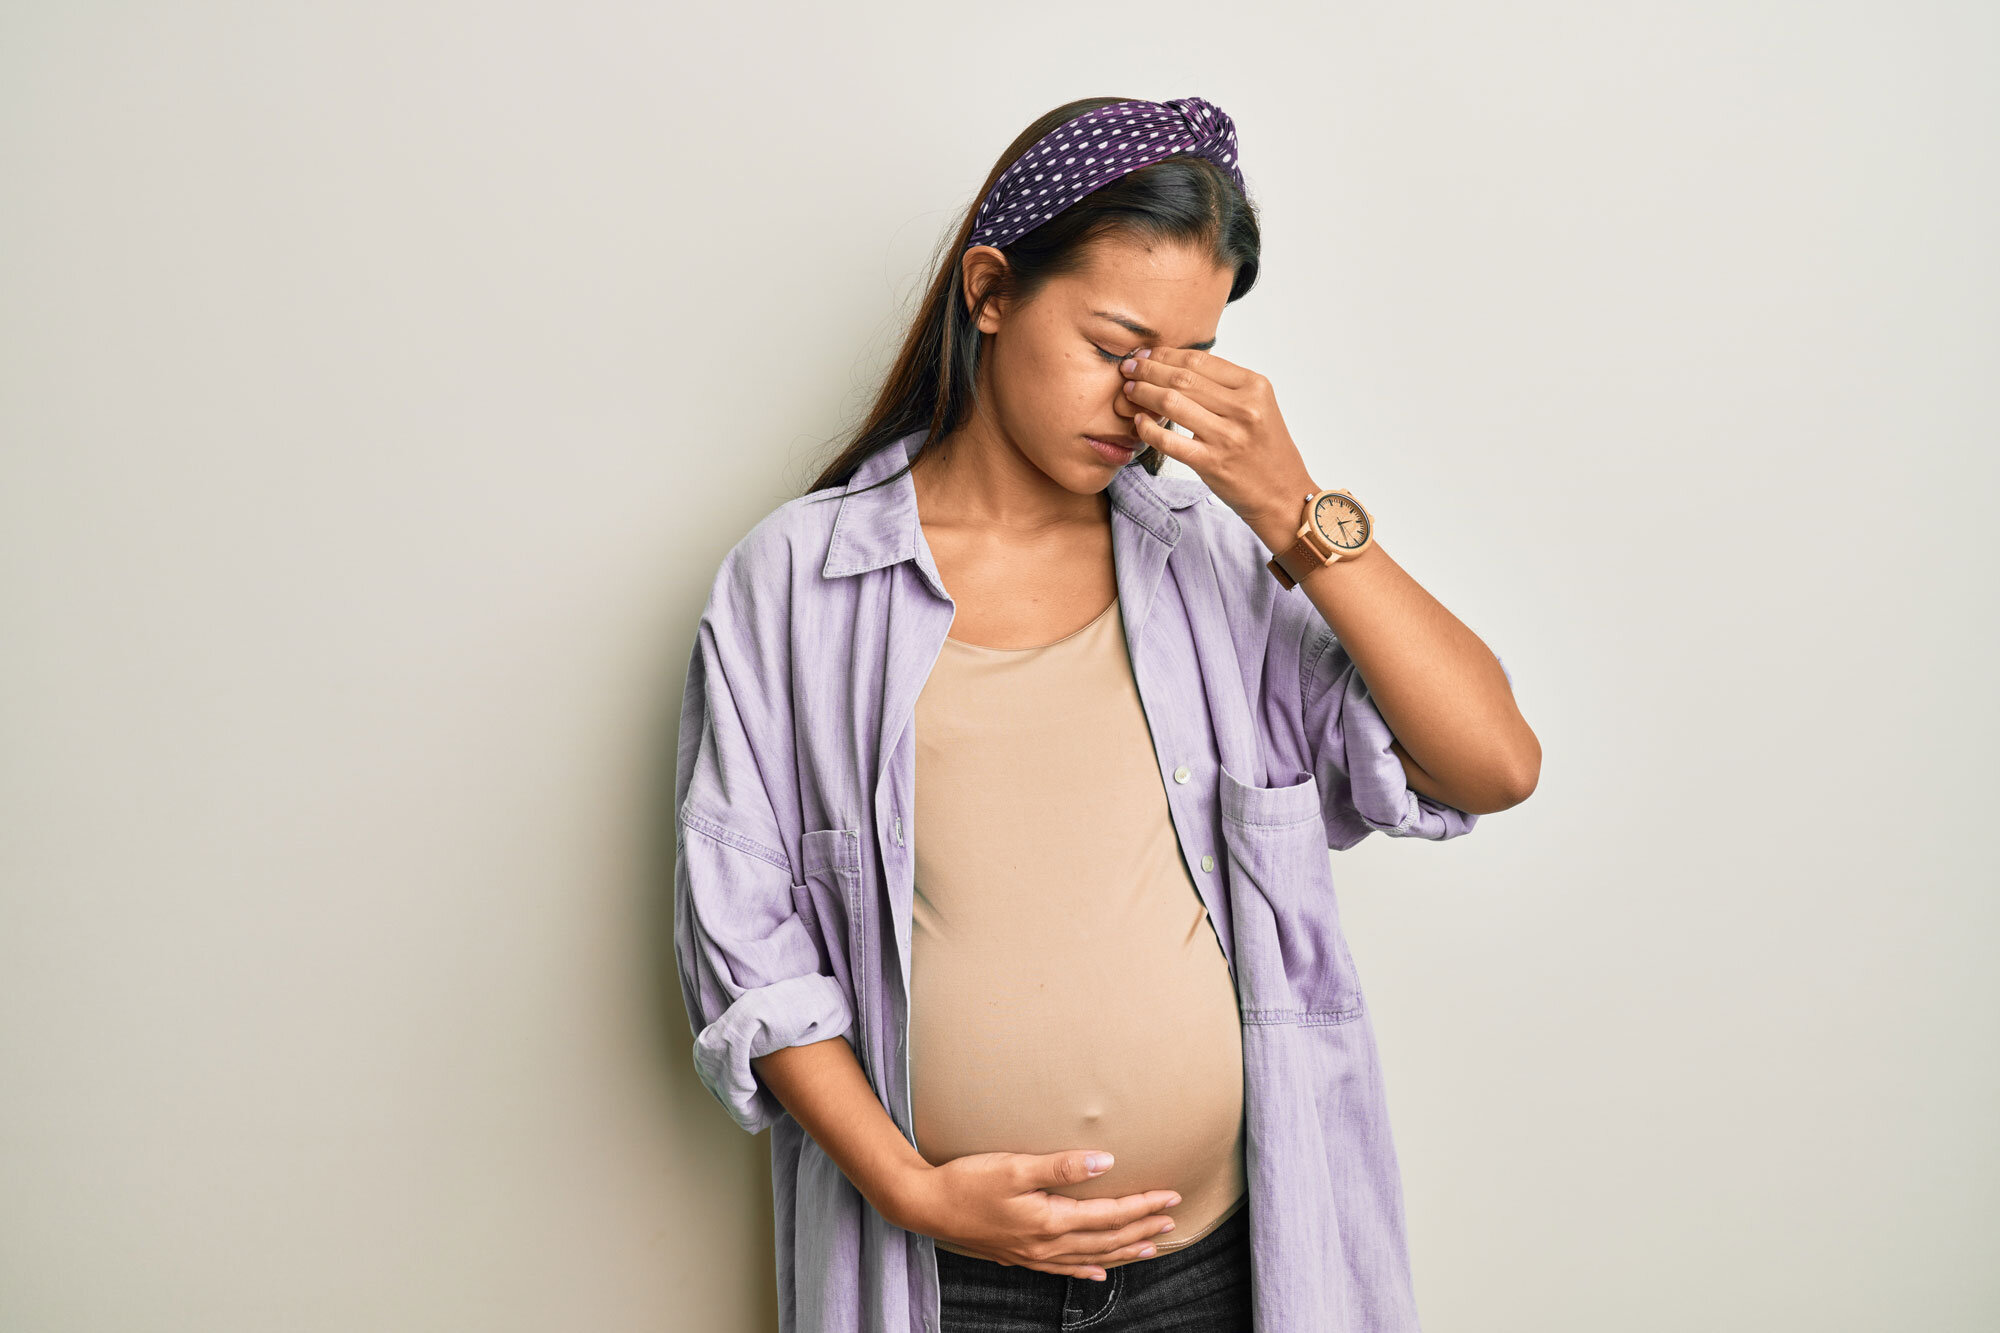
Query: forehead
1054 234 1233 344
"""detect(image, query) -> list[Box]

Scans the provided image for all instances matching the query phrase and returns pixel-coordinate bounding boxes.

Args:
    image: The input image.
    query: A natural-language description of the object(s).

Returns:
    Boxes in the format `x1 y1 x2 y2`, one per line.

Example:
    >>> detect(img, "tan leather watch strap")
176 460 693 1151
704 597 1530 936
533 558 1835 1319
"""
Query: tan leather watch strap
1266 531 1337 590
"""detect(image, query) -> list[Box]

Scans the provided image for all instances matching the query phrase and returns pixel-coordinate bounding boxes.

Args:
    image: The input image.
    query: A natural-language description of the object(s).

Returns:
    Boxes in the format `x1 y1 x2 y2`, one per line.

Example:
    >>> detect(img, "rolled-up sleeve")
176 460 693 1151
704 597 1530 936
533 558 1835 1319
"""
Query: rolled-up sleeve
674 804 854 1136
671 571 853 1136
1297 618 1515 850
1206 496 1512 851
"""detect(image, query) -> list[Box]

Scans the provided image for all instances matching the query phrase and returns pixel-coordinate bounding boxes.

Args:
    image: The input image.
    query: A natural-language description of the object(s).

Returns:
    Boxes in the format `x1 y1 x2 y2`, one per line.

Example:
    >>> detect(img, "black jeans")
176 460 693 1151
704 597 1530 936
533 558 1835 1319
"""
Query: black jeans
936 1198 1252 1332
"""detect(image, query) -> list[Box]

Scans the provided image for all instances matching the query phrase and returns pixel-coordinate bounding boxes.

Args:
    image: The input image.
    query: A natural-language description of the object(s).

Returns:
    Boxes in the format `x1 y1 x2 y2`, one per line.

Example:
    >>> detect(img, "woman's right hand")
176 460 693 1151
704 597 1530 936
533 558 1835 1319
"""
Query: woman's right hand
890 1150 1183 1281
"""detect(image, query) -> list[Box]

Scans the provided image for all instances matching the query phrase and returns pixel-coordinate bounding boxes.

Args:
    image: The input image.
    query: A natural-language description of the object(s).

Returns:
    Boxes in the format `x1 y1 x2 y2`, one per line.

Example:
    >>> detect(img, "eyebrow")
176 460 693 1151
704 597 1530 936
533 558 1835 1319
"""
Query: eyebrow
1090 309 1217 351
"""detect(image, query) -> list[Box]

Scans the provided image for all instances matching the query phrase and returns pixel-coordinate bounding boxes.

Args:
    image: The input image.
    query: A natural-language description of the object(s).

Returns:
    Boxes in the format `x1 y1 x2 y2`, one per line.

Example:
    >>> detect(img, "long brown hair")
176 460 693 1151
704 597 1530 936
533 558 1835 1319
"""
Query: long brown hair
802 96 1262 502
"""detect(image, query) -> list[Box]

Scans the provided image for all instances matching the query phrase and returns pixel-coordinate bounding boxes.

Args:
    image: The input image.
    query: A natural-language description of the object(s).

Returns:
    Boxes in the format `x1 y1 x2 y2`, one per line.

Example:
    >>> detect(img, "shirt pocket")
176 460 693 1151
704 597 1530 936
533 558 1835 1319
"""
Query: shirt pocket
1217 761 1365 1026
790 827 871 1067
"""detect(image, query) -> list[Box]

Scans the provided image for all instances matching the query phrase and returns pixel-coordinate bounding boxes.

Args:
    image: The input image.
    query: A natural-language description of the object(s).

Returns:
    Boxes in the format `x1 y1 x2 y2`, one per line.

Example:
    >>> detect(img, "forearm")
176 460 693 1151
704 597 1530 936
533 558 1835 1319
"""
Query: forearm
751 1035 934 1229
1243 481 1539 814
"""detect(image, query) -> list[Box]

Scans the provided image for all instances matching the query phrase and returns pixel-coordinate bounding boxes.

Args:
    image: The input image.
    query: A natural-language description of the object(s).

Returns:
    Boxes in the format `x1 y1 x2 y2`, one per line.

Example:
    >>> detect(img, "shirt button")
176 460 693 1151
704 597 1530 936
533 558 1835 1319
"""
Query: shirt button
1200 854 1215 872
1173 765 1190 783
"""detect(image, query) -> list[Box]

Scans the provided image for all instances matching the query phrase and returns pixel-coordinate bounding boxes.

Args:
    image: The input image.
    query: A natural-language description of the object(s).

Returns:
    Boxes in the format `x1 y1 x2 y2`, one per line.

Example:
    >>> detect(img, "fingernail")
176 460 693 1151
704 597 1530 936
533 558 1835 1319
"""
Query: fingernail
1086 1153 1114 1173
1120 357 1137 374
1136 348 1152 359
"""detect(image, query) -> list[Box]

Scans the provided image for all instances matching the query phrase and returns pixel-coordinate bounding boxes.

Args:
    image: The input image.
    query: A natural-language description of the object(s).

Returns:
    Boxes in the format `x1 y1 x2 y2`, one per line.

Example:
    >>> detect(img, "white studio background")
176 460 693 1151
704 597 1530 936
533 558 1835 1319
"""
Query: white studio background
3 3 1994 1331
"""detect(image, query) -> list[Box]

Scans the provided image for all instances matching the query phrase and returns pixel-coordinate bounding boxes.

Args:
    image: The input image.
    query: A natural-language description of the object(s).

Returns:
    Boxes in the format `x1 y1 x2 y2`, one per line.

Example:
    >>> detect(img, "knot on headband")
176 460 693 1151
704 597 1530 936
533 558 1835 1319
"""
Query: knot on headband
966 95 1247 253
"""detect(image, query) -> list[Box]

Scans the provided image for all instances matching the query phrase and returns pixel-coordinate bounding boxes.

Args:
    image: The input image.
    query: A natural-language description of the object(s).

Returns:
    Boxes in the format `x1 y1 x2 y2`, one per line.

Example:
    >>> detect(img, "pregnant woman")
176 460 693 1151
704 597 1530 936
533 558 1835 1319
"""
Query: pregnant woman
673 94 1540 1333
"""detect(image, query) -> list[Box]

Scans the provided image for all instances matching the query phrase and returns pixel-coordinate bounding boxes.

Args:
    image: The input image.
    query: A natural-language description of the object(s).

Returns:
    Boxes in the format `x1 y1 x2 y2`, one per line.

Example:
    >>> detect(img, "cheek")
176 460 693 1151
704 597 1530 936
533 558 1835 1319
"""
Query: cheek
1059 350 1118 400
995 335 1118 427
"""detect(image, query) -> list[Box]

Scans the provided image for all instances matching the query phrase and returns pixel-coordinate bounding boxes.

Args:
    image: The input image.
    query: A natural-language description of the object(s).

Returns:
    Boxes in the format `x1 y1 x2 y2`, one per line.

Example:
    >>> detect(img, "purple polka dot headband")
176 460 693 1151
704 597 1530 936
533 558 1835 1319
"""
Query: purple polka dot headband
966 96 1247 252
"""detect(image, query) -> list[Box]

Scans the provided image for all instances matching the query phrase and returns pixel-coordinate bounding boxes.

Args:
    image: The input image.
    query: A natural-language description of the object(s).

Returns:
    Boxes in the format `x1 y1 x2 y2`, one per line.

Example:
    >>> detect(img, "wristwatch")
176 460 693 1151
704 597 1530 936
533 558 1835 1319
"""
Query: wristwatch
1265 487 1375 589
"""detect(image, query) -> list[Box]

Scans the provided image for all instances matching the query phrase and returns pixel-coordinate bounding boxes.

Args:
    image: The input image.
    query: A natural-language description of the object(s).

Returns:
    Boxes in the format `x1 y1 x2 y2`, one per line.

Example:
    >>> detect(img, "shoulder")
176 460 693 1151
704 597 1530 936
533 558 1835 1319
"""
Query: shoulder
704 484 846 615
690 487 853 729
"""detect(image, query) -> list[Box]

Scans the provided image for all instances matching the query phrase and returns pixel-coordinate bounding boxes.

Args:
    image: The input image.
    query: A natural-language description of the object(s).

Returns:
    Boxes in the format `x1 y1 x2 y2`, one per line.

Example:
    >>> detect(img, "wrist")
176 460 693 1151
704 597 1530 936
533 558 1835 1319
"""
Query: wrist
1247 474 1318 556
875 1157 940 1233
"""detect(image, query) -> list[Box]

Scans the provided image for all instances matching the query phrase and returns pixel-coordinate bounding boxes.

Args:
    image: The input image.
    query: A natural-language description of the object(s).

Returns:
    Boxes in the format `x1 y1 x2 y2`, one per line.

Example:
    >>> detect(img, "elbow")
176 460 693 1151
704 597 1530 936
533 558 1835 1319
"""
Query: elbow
1492 735 1541 811
1491 771 1537 813
1457 737 1540 816
688 972 857 1136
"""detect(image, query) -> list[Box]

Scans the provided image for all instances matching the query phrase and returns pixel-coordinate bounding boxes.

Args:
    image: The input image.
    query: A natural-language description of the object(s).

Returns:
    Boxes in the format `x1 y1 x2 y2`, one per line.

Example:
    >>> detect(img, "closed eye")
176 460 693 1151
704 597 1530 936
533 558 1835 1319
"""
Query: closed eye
1094 345 1130 362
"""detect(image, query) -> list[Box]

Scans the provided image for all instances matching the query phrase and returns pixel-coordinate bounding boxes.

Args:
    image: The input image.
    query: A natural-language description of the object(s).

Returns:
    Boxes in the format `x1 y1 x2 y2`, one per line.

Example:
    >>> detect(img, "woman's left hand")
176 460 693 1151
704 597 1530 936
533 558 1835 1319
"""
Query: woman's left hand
1119 347 1319 535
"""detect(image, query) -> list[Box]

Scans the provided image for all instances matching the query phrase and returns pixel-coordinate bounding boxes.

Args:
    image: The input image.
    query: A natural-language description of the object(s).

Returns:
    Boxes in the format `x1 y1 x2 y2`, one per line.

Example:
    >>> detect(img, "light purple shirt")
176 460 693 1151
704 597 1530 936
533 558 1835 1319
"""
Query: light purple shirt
674 429 1511 1332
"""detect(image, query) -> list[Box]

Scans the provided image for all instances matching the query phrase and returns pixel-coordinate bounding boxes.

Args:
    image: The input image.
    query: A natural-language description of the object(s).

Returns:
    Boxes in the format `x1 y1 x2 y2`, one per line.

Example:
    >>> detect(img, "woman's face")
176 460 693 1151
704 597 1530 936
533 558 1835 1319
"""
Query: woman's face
967 233 1235 493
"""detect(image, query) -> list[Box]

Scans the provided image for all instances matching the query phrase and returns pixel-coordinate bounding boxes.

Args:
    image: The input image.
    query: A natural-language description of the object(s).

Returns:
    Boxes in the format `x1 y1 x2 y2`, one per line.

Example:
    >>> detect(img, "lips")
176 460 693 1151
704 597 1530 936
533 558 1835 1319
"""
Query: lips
1087 435 1141 451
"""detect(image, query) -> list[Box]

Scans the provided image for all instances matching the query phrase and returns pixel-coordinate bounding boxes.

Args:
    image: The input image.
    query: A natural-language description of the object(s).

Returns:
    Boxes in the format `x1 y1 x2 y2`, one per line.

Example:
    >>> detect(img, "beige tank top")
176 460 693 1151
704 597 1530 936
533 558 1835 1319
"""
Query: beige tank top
909 594 1248 1264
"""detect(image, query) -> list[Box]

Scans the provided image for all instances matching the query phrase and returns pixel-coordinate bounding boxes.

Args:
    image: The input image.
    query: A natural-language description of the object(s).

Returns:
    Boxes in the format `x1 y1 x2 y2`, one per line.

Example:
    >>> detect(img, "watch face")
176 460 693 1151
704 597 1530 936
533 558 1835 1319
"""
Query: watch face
1313 493 1371 551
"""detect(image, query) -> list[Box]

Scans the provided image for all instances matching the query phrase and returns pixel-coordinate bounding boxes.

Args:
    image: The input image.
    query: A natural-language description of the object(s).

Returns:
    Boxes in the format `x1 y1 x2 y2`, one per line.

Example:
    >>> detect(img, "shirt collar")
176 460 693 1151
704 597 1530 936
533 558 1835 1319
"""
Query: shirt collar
821 428 1199 582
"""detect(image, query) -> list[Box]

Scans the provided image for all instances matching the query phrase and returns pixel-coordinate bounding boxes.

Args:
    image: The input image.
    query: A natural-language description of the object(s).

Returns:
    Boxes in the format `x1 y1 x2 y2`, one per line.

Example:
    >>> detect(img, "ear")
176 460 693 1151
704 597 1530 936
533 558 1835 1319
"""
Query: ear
960 245 1011 334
